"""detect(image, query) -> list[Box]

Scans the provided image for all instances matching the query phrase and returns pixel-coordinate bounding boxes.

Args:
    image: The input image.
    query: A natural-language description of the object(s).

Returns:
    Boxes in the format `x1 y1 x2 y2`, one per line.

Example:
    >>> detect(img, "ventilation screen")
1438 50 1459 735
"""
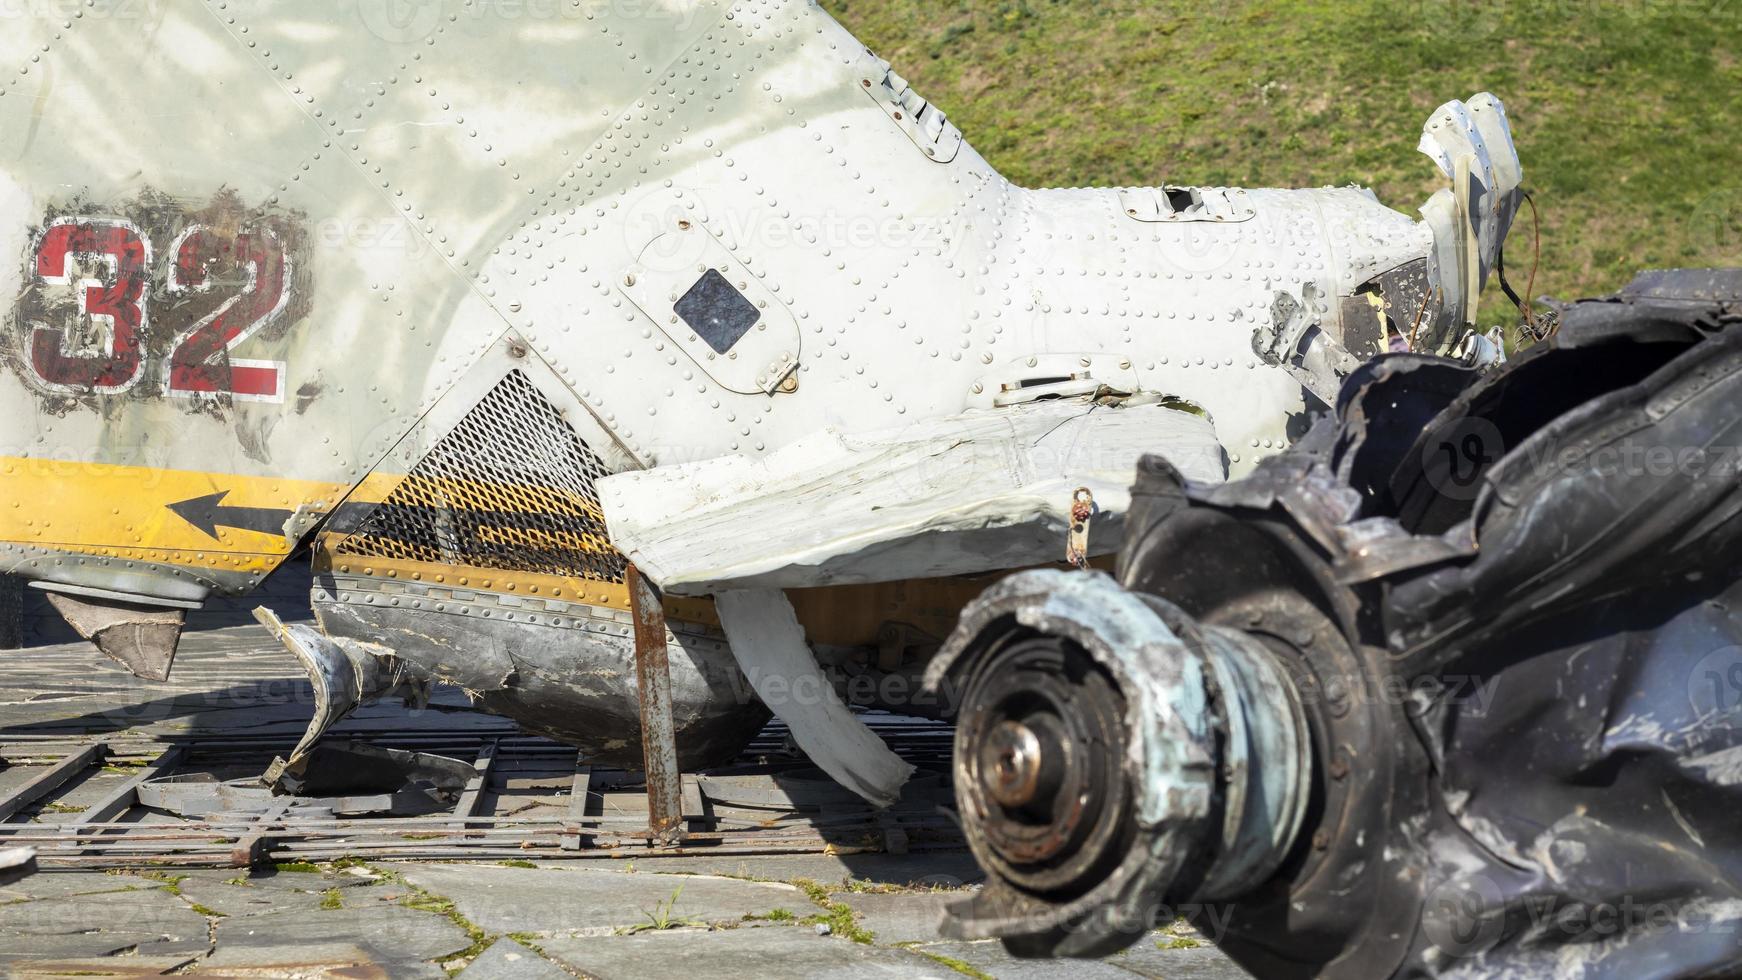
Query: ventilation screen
336 370 627 585
675 268 761 354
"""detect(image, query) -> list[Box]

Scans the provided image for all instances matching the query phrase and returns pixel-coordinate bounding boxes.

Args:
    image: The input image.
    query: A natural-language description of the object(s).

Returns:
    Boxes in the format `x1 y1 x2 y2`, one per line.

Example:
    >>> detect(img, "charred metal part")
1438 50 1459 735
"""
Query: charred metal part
939 269 1742 979
310 568 768 771
254 607 424 790
924 571 1310 957
41 591 183 681
629 566 685 844
1369 259 1433 353
272 743 473 800
695 768 948 811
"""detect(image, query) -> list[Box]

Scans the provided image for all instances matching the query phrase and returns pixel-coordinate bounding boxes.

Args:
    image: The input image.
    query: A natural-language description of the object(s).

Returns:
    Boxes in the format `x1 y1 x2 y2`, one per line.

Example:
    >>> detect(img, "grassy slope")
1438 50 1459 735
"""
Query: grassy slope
822 0 1742 329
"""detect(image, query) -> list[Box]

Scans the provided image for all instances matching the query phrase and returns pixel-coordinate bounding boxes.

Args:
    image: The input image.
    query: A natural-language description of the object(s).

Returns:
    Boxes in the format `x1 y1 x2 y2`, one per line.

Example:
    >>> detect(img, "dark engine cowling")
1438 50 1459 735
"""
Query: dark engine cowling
927 270 1742 979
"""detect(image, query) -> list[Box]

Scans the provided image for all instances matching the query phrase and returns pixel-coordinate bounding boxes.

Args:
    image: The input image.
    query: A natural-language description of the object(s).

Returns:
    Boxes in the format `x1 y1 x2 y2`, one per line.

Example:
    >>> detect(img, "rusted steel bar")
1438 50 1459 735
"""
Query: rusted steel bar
0 744 103 822
61 744 187 852
628 564 684 844
230 801 293 868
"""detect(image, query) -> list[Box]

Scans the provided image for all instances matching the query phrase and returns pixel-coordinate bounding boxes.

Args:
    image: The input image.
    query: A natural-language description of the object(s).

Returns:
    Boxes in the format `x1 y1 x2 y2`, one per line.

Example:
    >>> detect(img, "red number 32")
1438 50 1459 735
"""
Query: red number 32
26 218 289 402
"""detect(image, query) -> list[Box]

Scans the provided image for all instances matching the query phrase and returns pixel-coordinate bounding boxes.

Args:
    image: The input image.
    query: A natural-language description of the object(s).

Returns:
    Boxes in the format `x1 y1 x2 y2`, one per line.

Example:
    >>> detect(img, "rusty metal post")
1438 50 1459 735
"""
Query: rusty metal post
0 575 21 650
628 565 684 843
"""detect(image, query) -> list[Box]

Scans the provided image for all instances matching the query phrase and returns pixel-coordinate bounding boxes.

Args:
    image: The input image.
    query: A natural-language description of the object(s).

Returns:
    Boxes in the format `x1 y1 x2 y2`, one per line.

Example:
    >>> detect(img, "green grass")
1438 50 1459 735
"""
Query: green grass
618 884 706 935
791 878 875 944
1158 934 1203 949
824 0 1742 328
401 884 493 975
137 871 187 895
912 948 995 979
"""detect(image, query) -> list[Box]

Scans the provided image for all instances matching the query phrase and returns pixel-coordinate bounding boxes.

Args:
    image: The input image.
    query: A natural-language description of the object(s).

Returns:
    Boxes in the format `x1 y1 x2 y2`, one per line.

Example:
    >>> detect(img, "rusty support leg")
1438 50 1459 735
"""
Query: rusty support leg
629 565 684 844
0 576 22 650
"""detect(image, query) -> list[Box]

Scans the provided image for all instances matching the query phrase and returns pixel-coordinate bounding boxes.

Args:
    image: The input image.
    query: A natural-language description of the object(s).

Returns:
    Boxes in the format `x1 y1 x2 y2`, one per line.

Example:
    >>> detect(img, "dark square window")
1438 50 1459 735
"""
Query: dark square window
674 269 761 355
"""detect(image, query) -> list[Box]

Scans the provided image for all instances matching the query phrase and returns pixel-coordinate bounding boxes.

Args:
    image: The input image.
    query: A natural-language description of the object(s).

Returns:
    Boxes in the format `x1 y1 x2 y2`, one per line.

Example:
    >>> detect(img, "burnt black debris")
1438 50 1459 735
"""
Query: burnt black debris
936 269 1742 979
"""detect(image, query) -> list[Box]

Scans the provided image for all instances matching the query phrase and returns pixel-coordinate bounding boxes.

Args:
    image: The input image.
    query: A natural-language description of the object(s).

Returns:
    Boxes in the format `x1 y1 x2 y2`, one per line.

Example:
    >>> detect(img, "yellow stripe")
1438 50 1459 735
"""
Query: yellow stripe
0 457 400 575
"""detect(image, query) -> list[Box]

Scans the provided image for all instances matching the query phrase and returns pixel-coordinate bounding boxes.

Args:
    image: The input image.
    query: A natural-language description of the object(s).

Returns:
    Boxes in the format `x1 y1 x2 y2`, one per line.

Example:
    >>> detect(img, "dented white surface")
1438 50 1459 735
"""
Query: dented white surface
600 400 1226 595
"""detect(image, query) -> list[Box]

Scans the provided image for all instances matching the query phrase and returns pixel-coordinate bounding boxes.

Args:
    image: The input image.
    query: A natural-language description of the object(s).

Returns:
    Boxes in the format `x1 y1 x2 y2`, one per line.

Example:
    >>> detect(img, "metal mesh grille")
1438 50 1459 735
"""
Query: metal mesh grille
335 371 627 583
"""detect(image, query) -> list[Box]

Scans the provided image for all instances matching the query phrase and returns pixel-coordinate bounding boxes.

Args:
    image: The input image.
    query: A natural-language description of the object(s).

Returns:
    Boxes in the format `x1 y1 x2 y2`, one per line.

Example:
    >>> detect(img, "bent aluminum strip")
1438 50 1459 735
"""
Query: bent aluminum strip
714 589 914 809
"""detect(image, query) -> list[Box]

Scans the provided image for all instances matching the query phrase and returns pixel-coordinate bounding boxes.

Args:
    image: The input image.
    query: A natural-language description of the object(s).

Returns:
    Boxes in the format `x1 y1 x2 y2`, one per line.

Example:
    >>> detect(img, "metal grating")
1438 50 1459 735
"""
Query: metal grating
336 371 627 584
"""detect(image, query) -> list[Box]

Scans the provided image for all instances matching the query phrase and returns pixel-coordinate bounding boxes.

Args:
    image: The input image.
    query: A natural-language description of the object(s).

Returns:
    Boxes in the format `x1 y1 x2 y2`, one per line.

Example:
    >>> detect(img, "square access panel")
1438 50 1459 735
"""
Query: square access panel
618 206 801 395
675 269 761 355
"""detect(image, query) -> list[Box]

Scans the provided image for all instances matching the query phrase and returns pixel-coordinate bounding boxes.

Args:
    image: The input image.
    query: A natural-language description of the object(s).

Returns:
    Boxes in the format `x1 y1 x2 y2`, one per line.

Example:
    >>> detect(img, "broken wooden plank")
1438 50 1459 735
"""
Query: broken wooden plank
449 739 499 831
0 745 103 823
561 751 593 851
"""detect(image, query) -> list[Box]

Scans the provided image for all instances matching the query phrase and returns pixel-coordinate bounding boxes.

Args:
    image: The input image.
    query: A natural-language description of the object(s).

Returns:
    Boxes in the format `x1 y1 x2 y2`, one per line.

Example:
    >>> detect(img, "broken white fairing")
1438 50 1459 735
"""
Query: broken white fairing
0 1 1519 804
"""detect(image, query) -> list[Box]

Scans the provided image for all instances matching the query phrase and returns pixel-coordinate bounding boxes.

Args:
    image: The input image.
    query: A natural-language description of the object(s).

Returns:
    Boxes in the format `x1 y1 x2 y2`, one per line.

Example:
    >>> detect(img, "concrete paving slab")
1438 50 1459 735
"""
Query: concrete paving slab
1104 940 1256 979
0 932 198 961
0 871 164 904
0 886 209 959
540 925 958 979
909 940 1142 979
401 864 806 936
211 867 382 891
201 950 449 978
458 938 571 980
567 852 985 888
1 954 199 976
173 874 333 918
831 890 958 944
208 903 473 967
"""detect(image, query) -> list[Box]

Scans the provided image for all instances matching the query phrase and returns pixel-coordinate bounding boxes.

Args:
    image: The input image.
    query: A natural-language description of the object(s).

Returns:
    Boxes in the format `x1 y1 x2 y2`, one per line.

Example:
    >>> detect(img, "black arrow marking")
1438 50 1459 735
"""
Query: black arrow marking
167 491 298 539
167 493 613 544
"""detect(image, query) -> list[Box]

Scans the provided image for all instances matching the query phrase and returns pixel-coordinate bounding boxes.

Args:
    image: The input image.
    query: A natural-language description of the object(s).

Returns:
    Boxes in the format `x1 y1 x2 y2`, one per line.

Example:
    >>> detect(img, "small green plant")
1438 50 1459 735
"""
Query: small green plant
401 885 491 976
274 861 322 873
319 888 343 910
620 884 705 935
498 859 537 869
1158 935 1203 950
138 871 187 896
791 879 874 944
506 932 550 957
